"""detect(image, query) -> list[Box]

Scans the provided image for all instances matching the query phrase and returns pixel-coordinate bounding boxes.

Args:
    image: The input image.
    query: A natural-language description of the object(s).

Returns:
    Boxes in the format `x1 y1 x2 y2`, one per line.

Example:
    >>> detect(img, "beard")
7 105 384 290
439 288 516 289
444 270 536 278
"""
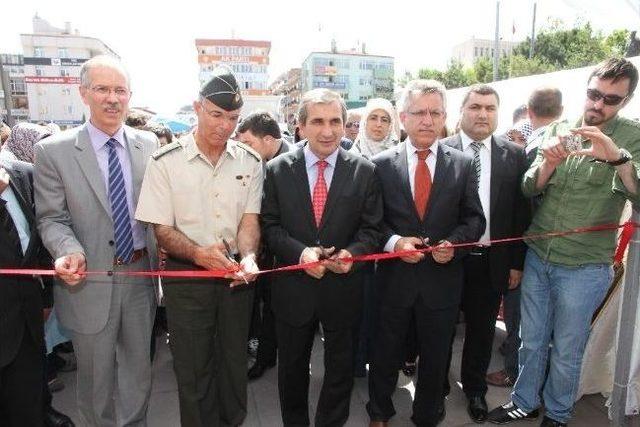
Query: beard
583 109 607 126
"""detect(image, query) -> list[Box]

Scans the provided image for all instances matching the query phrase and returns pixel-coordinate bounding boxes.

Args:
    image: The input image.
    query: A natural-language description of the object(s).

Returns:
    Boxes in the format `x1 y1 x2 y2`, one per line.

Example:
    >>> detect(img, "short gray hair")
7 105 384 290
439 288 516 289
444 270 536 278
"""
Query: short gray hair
398 79 447 113
80 55 130 89
297 89 347 125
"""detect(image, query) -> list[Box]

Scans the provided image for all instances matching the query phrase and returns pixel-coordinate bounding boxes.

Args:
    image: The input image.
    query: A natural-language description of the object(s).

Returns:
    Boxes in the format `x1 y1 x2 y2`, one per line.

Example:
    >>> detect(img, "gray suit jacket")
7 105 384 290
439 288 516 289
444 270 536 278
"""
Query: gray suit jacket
34 123 159 334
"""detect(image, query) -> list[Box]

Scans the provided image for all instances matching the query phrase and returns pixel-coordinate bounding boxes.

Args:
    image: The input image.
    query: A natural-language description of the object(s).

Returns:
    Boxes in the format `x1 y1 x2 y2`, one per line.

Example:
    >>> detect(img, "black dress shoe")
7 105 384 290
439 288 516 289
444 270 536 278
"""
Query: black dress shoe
540 416 567 426
467 396 488 423
44 405 75 427
247 361 275 380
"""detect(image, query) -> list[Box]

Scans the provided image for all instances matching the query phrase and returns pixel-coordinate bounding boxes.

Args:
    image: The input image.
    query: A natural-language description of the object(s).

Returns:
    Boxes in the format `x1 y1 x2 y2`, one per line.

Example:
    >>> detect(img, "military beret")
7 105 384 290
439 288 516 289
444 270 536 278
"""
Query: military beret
199 66 243 111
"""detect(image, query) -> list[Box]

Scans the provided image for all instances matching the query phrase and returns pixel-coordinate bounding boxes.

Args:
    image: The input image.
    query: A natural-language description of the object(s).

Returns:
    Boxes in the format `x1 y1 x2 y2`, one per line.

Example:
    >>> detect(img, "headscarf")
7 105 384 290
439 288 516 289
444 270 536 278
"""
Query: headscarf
507 119 533 144
351 98 399 158
3 122 53 163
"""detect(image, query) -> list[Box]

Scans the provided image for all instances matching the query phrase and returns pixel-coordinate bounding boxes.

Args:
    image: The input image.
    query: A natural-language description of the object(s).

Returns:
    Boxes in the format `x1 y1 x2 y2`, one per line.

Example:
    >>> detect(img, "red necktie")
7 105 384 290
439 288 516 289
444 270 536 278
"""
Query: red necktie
312 160 328 226
414 150 432 219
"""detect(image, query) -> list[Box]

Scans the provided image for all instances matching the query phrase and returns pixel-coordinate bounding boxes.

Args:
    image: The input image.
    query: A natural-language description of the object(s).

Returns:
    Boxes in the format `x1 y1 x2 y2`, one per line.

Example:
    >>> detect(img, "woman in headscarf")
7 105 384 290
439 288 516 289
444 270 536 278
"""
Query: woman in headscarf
1 122 52 163
351 98 399 159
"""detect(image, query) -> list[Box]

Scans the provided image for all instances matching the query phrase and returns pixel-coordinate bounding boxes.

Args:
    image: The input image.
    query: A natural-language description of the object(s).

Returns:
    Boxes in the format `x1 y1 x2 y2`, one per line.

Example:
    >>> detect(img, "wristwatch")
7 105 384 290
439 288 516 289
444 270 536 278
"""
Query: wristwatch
607 148 633 166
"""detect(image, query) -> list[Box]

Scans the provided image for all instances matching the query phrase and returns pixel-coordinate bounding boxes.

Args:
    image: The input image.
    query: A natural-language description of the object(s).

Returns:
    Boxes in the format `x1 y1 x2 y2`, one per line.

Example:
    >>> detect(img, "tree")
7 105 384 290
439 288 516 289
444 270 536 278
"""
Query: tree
514 22 629 70
417 60 474 89
398 22 630 90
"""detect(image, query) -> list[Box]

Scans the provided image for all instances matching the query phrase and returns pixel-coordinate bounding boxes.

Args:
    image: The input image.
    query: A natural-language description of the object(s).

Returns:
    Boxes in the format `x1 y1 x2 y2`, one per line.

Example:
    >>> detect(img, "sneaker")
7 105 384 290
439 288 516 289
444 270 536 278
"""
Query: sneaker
487 401 539 424
540 416 567 426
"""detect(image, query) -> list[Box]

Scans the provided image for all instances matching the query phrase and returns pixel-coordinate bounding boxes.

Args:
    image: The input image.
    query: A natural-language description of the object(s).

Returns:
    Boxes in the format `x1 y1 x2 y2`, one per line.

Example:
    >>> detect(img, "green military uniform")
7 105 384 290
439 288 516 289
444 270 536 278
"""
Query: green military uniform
135 66 263 427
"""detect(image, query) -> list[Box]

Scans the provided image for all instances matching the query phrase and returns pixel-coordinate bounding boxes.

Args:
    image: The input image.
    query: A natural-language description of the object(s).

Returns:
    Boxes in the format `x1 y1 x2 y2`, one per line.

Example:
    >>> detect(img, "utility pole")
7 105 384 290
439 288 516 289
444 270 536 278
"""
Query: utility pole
493 1 500 81
529 2 537 59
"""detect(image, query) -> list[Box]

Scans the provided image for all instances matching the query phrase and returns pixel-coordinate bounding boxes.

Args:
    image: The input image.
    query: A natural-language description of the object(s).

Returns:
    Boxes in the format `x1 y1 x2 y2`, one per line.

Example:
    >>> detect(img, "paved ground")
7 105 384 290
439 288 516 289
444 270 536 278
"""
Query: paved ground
52 323 613 426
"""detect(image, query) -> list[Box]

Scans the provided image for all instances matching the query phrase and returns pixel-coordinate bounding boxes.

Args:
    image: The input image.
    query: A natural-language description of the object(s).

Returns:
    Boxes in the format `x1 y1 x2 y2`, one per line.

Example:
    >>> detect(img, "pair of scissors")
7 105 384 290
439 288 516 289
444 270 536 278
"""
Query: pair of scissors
222 238 249 285
317 246 333 261
415 237 430 250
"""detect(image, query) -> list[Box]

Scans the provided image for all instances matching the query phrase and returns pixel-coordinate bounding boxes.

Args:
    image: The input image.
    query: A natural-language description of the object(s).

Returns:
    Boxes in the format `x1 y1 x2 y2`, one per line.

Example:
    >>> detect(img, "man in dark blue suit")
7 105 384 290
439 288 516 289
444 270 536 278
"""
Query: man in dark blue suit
367 80 485 427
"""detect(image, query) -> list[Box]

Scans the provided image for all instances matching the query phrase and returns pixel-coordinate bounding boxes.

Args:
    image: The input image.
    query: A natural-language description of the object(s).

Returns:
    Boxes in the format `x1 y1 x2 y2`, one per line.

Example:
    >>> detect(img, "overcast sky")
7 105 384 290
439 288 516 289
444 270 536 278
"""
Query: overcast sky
2 0 638 114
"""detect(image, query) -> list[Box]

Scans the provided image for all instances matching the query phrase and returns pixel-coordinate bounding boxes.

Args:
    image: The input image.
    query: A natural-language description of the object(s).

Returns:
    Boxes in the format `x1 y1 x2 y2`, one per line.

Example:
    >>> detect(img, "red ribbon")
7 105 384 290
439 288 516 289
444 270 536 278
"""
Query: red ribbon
1 221 638 280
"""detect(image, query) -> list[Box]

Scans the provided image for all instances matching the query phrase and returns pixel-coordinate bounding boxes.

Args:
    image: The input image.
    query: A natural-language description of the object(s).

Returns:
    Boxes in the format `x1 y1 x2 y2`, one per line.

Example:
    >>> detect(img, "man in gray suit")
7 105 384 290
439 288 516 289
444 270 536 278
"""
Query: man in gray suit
34 55 158 426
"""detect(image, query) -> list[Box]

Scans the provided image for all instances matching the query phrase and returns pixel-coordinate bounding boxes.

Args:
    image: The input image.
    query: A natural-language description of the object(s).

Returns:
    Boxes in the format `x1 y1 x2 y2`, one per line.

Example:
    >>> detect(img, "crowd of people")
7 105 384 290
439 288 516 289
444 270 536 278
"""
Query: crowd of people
0 54 639 427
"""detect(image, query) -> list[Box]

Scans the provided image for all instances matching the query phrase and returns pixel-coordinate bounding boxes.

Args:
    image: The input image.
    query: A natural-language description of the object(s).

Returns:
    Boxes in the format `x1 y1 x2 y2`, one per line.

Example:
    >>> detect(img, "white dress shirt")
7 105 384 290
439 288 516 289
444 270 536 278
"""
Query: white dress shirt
460 131 491 245
0 150 31 254
304 145 338 195
383 139 439 252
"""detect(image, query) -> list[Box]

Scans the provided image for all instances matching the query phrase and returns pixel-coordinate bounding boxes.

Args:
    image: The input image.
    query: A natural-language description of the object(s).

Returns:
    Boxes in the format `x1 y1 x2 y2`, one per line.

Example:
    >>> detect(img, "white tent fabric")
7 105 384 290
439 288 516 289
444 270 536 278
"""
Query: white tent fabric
578 206 639 417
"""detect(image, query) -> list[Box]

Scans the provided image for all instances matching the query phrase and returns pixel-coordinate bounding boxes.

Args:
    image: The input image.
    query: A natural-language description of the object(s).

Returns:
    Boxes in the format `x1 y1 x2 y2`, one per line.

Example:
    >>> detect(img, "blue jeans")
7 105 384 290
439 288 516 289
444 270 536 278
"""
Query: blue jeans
511 249 612 423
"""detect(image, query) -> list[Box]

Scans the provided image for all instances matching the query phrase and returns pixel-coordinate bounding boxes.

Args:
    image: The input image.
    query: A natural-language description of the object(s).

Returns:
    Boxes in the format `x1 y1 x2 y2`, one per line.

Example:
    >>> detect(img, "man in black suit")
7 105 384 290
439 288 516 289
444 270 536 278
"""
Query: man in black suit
367 79 485 427
0 158 68 426
236 111 294 380
261 88 383 426
440 84 529 423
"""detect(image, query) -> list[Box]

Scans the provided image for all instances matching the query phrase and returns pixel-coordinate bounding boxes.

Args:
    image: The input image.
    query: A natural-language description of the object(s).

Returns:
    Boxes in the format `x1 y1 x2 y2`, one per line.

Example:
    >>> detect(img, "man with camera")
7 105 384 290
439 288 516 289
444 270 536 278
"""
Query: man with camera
488 58 640 427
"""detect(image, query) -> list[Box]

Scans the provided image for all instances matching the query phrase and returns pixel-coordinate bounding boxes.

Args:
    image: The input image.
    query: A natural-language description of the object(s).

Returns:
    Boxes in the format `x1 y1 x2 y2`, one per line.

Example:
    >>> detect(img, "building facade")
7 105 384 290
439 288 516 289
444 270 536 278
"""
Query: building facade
18 15 118 126
301 48 394 109
195 39 271 96
270 68 301 131
0 54 28 126
452 37 521 68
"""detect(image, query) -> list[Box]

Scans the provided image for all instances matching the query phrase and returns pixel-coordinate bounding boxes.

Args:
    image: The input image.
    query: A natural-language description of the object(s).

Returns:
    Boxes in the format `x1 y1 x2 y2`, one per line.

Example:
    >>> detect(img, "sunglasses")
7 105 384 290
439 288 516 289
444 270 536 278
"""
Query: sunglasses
345 122 360 129
586 88 628 106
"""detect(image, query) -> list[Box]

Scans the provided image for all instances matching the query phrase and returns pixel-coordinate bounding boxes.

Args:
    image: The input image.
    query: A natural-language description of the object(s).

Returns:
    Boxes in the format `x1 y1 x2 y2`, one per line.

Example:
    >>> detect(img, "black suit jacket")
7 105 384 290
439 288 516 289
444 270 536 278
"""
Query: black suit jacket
441 134 530 291
0 158 47 368
261 147 383 329
372 141 485 309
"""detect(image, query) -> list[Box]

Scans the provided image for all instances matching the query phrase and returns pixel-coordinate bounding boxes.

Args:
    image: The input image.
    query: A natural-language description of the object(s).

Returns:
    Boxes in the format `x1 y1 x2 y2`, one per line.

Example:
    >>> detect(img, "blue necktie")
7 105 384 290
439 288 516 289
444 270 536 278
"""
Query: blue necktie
106 138 134 263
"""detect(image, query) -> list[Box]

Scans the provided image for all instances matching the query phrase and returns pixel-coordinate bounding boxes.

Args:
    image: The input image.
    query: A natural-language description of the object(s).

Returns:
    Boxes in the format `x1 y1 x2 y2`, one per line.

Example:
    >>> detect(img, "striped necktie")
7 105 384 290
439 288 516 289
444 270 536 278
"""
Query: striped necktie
470 141 482 190
106 138 134 264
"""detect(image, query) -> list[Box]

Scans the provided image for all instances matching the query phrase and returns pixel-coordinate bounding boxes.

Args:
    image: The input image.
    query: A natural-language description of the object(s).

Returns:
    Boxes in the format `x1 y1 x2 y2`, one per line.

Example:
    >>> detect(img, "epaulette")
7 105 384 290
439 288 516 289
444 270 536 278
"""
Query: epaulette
151 141 181 160
235 141 262 162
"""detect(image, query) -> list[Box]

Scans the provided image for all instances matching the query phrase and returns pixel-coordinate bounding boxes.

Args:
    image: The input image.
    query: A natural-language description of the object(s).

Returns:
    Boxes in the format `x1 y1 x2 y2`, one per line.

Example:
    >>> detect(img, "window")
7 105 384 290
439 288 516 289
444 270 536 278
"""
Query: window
62 88 71 95
35 67 44 76
58 47 68 58
10 78 26 94
60 68 70 77
66 105 73 114
34 47 44 57
336 59 350 69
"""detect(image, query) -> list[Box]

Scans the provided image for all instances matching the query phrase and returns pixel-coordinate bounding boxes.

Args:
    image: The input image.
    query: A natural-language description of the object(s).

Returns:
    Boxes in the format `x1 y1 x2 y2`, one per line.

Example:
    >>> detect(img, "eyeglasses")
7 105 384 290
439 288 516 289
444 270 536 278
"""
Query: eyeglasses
407 109 445 119
586 88 628 106
345 122 360 129
90 85 130 98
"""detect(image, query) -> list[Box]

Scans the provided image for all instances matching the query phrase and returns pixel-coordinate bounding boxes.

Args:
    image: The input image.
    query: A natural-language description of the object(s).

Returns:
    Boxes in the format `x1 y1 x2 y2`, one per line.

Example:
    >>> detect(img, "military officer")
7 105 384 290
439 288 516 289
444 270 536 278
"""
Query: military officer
135 67 263 427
